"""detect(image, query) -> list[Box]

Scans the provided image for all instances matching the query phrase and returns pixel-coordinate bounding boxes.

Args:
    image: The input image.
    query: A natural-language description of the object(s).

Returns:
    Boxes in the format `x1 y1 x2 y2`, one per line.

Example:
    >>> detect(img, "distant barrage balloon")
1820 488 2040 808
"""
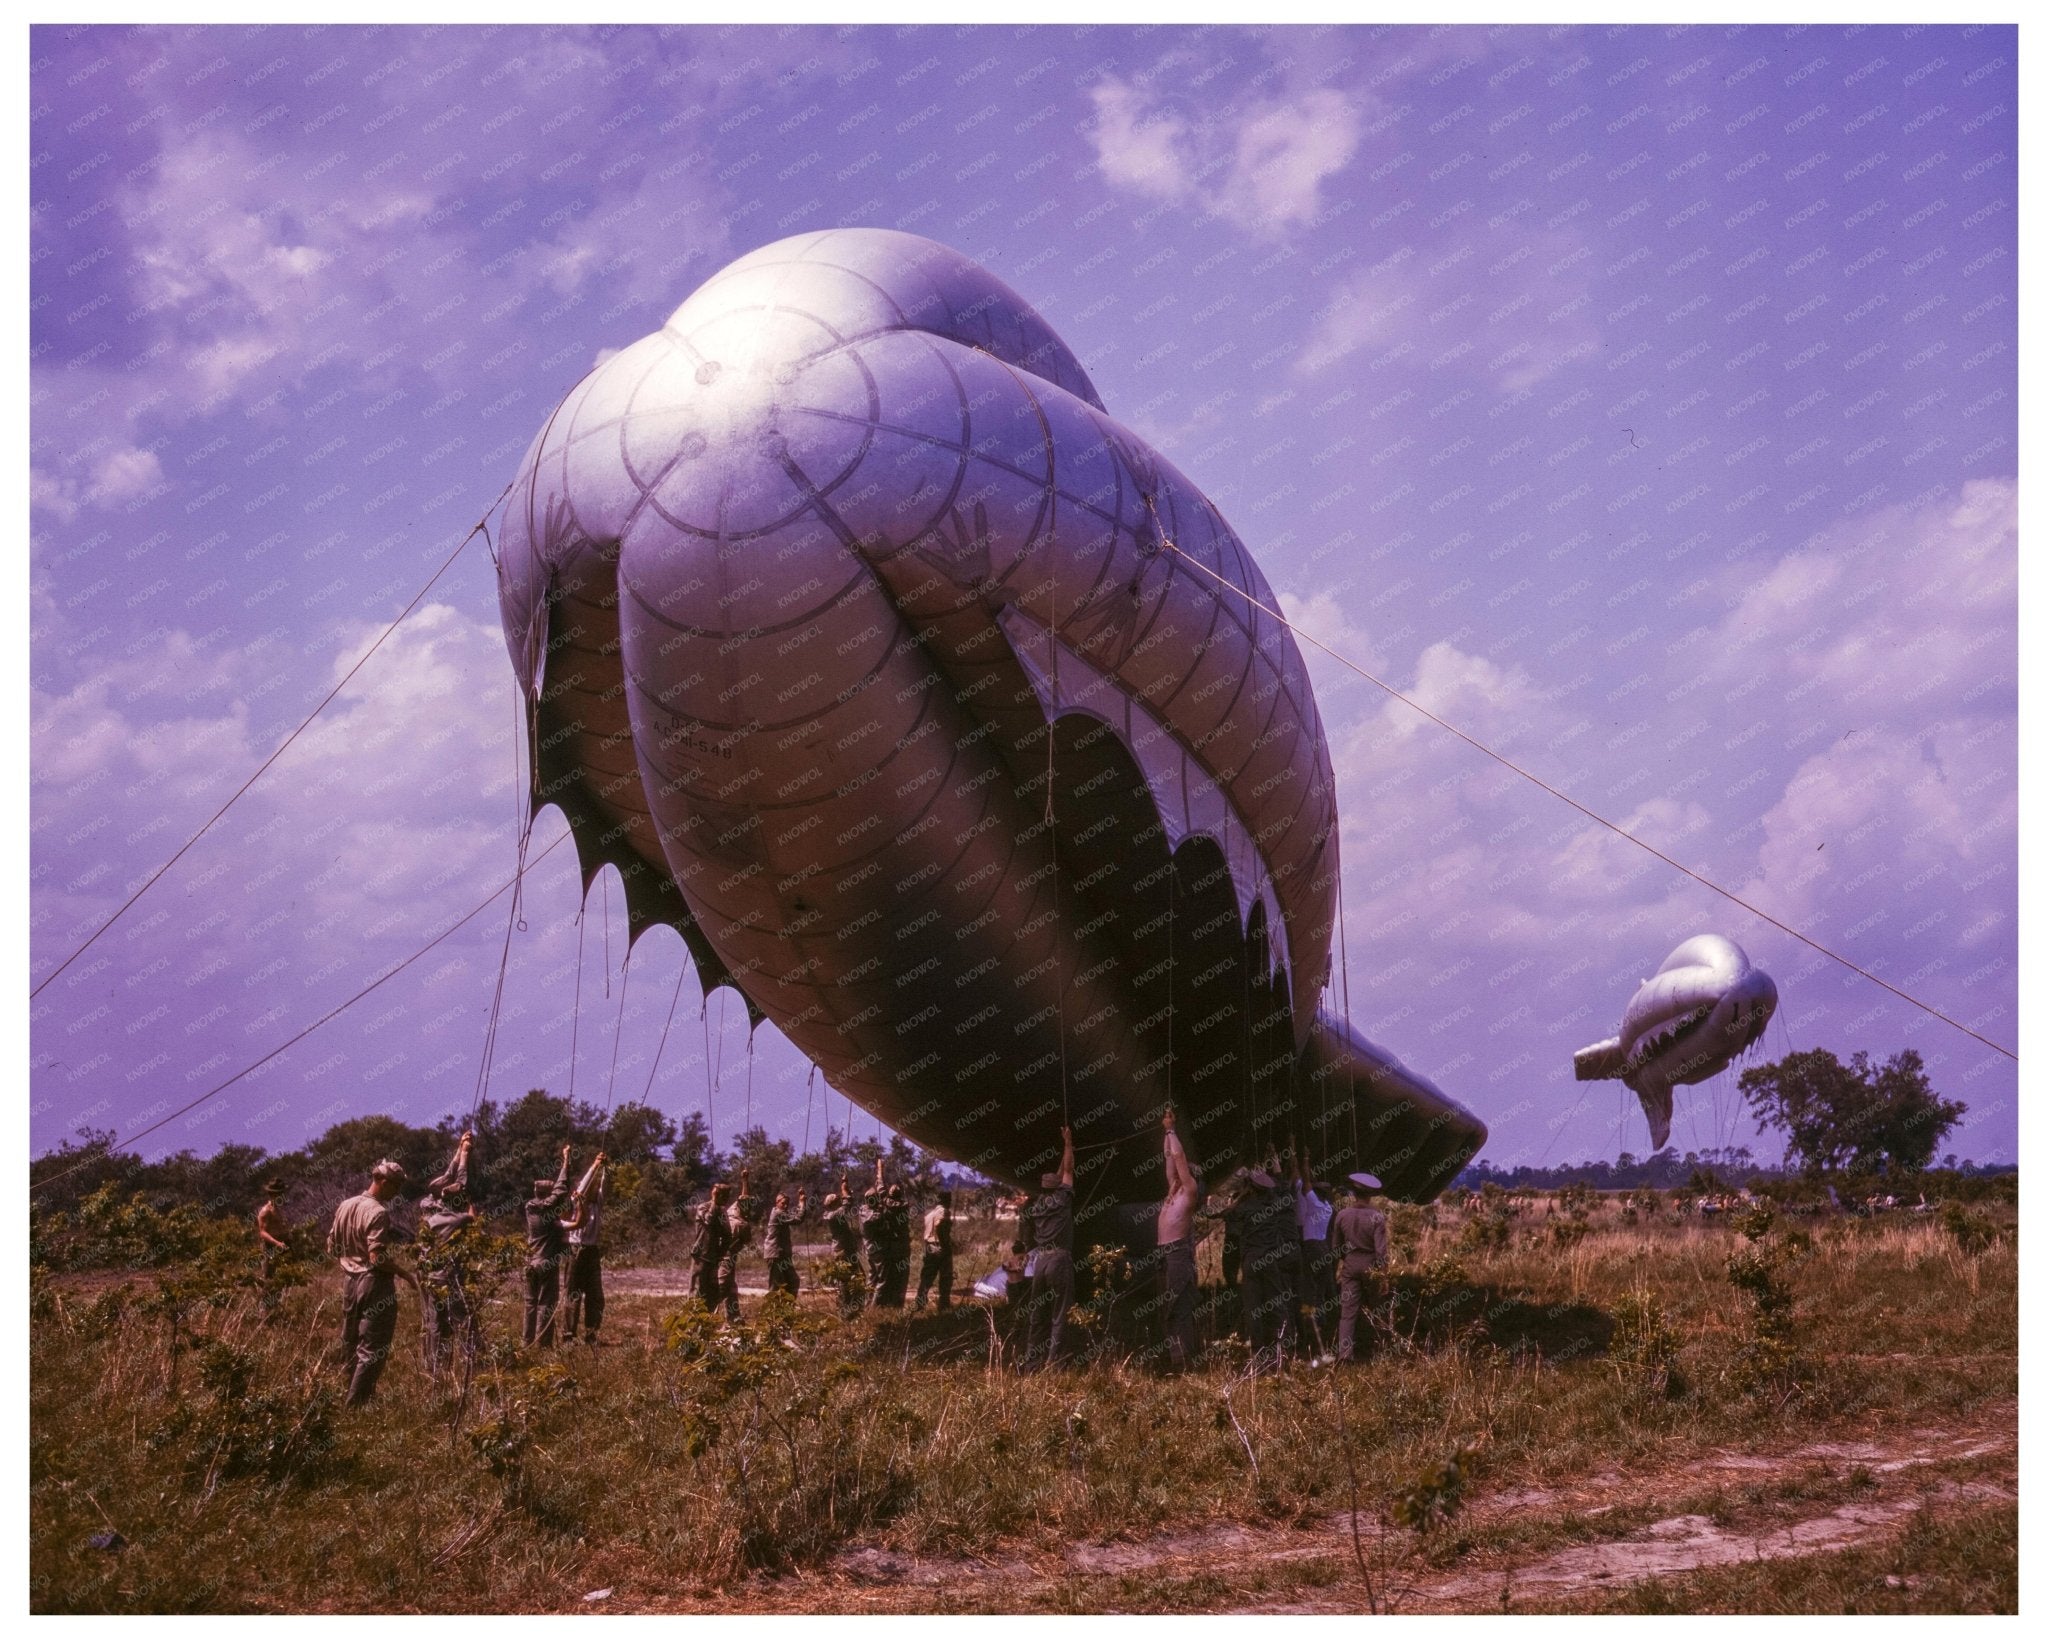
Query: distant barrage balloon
494 228 1486 1203
1573 934 1779 1150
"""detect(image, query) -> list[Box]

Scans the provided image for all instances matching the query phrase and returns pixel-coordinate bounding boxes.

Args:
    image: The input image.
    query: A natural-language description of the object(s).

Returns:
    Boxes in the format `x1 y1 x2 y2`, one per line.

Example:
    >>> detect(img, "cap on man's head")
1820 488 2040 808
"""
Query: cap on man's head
533 1176 559 1193
821 1192 842 1209
1040 1171 1062 1190
1247 1167 1277 1190
370 1159 407 1183
1347 1171 1384 1192
262 1178 287 1196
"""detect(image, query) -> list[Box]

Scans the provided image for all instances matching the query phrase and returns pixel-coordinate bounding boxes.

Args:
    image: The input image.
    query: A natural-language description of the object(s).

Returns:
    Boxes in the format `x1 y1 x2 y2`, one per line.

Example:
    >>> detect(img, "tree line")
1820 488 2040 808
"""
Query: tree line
29 1088 992 1249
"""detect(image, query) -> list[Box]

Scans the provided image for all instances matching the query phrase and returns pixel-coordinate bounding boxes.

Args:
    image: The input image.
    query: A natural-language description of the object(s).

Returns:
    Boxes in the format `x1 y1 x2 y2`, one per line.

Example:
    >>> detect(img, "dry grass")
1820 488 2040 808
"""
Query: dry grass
29 1200 2016 1612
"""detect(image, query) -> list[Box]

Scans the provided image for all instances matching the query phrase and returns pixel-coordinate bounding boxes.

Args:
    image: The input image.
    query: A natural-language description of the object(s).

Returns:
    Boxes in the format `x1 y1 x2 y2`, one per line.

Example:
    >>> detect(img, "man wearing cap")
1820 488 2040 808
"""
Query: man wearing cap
819 1173 866 1317
717 1167 755 1322
763 1186 806 1298
1021 1125 1077 1370
1290 1146 1337 1362
256 1178 290 1287
523 1145 573 1347
1157 1109 1201 1371
1238 1164 1299 1370
858 1159 894 1308
562 1150 609 1344
1332 1174 1391 1363
691 1181 734 1313
419 1132 482 1383
914 1188 955 1312
882 1182 914 1308
326 1159 417 1405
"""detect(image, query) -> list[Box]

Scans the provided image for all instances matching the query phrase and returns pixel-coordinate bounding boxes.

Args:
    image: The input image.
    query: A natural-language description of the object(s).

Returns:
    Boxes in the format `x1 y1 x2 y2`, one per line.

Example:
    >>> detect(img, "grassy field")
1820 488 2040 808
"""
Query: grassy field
28 1194 2016 1613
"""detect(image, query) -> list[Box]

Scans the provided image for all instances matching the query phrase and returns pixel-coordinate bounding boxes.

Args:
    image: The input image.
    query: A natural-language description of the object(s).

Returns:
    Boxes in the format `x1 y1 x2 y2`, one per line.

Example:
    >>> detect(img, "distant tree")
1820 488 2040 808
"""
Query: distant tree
294 1113 443 1192
727 1126 796 1200
1739 1048 1964 1176
29 1128 138 1216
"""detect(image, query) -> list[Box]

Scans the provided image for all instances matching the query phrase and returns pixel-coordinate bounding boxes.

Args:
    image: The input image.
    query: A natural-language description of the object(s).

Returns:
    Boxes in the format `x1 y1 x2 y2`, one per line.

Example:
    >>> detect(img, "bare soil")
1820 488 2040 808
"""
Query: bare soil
632 1398 2016 1613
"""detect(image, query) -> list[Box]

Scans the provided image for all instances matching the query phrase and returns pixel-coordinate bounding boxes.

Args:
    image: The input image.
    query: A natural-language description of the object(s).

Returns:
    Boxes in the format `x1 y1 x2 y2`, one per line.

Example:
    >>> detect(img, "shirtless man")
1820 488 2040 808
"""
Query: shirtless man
256 1179 290 1282
1158 1108 1201 1371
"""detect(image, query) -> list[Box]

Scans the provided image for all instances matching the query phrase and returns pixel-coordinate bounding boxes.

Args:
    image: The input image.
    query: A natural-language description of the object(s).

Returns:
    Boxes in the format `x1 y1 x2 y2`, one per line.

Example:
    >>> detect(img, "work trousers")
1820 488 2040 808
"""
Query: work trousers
692 1256 721 1312
1298 1237 1336 1354
1023 1247 1075 1369
563 1245 604 1340
1337 1255 1383 1361
766 1253 799 1296
716 1244 744 1321
1241 1242 1295 1363
915 1247 954 1310
340 1269 399 1405
422 1266 479 1382
1161 1236 1198 1371
524 1259 561 1346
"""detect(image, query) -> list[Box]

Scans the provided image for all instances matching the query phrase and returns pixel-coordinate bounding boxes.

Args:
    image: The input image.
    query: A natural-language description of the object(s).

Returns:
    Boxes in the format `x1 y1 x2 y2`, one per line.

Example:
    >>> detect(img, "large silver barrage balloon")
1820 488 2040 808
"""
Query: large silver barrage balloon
1573 934 1778 1150
495 228 1485 1205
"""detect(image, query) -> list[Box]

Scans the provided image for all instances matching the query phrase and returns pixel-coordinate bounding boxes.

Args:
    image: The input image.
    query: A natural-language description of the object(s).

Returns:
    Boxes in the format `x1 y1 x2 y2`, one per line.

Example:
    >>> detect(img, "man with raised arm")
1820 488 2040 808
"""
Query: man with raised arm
1158 1108 1201 1372
717 1167 754 1322
562 1149 608 1344
1022 1125 1076 1371
763 1185 806 1298
691 1180 734 1314
326 1159 418 1405
522 1144 573 1347
820 1173 866 1317
418 1131 482 1383
859 1157 894 1308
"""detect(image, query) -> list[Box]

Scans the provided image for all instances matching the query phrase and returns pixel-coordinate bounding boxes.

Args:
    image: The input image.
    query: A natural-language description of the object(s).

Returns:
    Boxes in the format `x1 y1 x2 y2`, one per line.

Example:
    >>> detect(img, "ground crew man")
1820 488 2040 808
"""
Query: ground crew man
256 1178 289 1310
882 1182 913 1306
692 1182 734 1313
1238 1166 1298 1370
764 1187 806 1297
859 1159 896 1308
1290 1147 1336 1361
820 1175 865 1317
1022 1125 1076 1370
326 1159 416 1405
914 1188 955 1311
523 1145 572 1346
1332 1172 1391 1363
718 1168 755 1321
1158 1109 1200 1371
418 1132 481 1383
562 1150 608 1344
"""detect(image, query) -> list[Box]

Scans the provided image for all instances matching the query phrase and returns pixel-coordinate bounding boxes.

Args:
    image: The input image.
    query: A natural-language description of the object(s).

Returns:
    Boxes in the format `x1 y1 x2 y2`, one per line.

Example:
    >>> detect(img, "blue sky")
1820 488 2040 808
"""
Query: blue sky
28 23 2019 1172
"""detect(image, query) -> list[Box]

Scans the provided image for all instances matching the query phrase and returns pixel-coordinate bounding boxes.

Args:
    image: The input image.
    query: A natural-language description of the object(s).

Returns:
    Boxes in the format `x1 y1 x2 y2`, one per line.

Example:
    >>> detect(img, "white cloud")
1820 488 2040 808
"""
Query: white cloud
1088 80 1193 201
1214 89 1361 232
86 446 165 508
1087 76 1360 236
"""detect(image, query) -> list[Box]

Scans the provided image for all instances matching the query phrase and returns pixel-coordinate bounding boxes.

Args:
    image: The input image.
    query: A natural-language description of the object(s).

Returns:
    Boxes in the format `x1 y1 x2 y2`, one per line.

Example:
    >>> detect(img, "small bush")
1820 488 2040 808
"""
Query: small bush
1939 1201 1997 1256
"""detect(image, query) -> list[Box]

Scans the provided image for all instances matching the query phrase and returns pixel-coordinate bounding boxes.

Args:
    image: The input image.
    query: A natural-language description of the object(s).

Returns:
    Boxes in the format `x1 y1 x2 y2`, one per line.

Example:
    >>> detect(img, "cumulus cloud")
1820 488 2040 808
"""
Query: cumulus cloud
1087 76 1360 235
1305 479 2015 1163
1296 224 1600 390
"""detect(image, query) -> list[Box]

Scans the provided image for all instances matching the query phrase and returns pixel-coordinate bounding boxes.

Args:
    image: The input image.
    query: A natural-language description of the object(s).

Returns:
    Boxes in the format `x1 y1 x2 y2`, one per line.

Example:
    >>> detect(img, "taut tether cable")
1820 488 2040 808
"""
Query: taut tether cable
32 482 516 1000
1158 540 2016 1066
35 829 571 1188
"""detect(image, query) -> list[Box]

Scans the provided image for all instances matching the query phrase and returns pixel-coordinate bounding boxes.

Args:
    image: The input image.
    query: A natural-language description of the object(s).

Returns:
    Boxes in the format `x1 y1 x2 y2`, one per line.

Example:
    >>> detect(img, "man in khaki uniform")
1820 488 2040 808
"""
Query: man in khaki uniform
326 1159 416 1405
1332 1171 1391 1364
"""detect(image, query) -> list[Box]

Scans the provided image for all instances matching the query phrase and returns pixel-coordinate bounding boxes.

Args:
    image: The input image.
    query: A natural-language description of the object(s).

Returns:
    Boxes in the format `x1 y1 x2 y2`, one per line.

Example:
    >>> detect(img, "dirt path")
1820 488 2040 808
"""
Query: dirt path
636 1400 2015 1613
